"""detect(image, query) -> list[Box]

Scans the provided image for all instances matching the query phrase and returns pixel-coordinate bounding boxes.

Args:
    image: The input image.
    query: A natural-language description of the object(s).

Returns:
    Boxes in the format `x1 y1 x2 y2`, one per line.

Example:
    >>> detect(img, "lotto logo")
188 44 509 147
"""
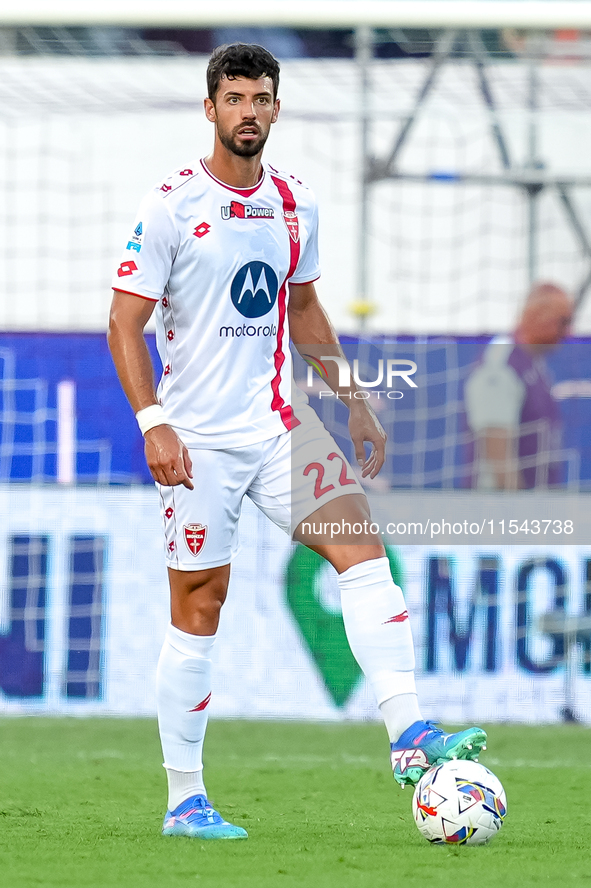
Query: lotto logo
188 692 211 712
180 169 193 176
194 222 211 238
383 610 409 624
161 184 172 193
164 507 174 519
117 261 137 277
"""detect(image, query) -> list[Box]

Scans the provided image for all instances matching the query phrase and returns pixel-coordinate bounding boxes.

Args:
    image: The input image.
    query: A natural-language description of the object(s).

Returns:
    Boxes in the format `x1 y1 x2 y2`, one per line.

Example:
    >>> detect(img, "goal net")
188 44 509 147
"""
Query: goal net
1 36 591 723
1 53 591 333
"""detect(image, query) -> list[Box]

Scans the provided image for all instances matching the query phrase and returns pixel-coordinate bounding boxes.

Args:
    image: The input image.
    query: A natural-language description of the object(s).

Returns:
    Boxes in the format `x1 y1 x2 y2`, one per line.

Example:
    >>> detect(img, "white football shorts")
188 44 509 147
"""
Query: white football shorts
159 402 363 571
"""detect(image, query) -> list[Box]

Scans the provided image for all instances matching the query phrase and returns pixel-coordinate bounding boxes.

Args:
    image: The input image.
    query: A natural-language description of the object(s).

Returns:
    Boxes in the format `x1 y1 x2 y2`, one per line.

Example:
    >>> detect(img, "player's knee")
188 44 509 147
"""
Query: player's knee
326 544 386 574
169 566 229 631
187 572 227 605
176 588 225 635
338 494 372 524
193 591 225 620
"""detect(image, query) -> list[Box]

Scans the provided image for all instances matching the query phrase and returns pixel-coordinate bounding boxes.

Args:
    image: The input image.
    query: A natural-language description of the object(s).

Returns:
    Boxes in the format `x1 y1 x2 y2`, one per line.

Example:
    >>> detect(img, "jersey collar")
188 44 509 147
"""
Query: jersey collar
199 158 265 197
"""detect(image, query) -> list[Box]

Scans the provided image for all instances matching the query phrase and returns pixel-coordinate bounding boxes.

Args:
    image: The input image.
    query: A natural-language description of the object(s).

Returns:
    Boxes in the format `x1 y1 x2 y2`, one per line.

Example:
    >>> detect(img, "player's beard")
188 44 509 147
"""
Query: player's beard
217 122 270 158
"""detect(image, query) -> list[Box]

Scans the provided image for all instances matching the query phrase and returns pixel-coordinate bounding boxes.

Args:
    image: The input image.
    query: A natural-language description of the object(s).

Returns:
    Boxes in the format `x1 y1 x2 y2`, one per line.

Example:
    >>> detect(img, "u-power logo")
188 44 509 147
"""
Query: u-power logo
303 356 418 401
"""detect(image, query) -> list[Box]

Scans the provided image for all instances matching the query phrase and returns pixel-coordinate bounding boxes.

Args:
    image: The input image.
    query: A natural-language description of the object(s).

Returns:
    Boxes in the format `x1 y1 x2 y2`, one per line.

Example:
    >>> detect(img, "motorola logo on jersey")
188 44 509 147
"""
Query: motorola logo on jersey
230 261 279 319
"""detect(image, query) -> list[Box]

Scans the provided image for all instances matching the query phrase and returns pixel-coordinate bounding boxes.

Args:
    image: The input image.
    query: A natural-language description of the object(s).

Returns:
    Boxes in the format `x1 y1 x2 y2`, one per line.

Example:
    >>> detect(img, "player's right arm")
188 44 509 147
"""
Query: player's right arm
108 290 193 489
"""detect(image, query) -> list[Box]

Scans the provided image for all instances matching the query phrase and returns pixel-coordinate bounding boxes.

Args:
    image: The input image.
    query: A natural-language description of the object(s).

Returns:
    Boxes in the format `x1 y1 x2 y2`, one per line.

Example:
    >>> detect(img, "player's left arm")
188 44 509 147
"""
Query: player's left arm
288 281 386 479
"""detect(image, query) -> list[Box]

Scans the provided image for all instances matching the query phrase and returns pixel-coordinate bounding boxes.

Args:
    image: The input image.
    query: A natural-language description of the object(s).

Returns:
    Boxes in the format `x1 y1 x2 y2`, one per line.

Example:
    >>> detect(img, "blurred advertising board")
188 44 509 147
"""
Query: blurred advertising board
0 488 589 724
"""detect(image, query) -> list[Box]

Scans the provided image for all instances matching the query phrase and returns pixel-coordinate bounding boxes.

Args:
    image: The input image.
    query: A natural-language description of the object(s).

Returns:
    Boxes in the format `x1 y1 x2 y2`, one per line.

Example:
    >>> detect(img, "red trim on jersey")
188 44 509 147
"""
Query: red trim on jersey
200 158 264 197
288 276 320 286
270 175 302 431
112 288 158 302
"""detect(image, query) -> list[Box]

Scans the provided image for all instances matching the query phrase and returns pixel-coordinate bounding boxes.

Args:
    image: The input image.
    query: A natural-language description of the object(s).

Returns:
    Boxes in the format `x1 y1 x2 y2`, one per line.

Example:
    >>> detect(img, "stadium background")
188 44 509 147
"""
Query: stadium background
1 1 591 727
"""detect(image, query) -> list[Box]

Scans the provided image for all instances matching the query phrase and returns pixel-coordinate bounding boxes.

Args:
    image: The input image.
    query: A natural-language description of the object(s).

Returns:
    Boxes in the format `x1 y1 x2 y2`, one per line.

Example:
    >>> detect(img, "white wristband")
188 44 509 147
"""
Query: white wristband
136 404 168 436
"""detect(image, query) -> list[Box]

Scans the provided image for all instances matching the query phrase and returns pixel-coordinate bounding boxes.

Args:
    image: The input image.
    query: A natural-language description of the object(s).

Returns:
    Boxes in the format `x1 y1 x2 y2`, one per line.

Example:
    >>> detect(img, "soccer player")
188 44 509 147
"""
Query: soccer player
108 43 487 840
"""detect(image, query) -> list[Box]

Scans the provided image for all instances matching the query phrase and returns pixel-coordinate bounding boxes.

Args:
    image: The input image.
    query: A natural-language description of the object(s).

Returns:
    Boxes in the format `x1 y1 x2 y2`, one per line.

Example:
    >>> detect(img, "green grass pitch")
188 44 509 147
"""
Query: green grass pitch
0 719 589 888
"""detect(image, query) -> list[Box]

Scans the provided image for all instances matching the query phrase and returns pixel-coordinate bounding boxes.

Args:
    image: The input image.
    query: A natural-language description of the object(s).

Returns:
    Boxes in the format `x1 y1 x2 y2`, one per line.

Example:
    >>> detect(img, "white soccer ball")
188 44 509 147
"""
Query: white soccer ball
412 759 507 845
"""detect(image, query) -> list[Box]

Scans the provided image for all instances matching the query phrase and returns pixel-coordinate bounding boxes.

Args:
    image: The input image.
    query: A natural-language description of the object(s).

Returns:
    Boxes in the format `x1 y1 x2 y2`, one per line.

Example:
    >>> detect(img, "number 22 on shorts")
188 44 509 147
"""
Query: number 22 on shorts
303 452 357 500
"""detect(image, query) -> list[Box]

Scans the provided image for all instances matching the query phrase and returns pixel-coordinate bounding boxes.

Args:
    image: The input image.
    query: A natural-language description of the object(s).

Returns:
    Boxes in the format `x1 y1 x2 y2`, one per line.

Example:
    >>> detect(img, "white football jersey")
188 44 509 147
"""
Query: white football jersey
112 159 320 448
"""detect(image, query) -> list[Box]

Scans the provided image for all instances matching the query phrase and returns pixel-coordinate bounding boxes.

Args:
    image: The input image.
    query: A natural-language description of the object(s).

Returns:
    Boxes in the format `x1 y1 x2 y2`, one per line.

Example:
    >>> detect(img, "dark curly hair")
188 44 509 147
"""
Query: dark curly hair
207 43 280 101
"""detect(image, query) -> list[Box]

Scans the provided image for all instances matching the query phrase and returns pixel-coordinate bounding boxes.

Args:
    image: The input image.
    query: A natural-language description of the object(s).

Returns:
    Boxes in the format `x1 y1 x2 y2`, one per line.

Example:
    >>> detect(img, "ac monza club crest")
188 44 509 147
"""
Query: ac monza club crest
184 523 207 556
283 210 299 243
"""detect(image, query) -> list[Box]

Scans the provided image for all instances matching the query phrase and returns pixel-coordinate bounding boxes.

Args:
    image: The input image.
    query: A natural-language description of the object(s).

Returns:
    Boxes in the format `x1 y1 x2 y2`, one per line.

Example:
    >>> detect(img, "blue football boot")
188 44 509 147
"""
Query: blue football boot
162 794 248 839
390 720 487 788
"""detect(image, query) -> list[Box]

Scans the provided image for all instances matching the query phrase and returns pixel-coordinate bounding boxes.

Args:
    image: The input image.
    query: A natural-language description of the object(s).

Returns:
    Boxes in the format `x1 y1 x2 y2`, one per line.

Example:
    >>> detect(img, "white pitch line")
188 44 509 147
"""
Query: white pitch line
485 757 591 770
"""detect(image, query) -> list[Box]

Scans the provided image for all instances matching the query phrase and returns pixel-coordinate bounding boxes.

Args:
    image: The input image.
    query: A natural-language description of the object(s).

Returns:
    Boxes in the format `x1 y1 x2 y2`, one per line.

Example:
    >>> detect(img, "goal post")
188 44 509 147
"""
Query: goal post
2 0 591 30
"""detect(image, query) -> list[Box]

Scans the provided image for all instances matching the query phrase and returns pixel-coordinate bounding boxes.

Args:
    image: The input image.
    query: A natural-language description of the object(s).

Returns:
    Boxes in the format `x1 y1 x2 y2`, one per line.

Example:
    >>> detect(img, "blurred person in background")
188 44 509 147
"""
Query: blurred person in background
464 282 573 489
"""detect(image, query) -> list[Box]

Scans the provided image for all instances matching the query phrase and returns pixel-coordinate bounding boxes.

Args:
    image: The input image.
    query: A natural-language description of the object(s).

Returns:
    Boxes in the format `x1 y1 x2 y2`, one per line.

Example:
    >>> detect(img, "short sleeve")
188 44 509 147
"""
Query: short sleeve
112 189 179 301
465 356 526 432
290 200 320 284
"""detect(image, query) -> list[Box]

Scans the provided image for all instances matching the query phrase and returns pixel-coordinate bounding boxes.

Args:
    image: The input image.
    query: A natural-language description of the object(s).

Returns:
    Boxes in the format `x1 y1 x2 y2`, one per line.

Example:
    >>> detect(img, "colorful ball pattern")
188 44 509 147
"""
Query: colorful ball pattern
412 759 507 845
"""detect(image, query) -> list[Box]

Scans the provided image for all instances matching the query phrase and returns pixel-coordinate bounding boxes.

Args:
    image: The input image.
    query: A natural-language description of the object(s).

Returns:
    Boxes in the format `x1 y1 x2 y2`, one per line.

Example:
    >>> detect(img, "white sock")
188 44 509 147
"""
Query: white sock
165 768 207 812
337 556 420 711
379 693 423 744
156 623 215 799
